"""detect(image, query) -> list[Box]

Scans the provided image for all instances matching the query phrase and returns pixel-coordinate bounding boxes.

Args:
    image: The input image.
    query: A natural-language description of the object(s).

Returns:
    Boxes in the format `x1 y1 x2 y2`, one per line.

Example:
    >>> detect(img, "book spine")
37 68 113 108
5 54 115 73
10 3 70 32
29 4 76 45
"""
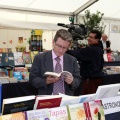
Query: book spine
24 111 28 120
83 102 89 120
66 105 71 120
86 102 92 120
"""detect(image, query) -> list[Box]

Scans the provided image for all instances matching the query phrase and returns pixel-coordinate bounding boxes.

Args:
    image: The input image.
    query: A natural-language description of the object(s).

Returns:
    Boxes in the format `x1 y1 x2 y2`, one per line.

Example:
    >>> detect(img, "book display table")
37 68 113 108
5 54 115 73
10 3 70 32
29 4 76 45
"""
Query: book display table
2 81 38 99
0 78 120 120
1 73 120 99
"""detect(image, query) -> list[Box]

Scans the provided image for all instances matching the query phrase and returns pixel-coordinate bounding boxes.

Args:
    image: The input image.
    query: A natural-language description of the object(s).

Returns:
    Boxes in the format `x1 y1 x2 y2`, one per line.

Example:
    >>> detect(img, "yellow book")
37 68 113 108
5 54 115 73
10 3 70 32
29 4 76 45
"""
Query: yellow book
30 51 38 63
67 103 86 120
0 112 25 120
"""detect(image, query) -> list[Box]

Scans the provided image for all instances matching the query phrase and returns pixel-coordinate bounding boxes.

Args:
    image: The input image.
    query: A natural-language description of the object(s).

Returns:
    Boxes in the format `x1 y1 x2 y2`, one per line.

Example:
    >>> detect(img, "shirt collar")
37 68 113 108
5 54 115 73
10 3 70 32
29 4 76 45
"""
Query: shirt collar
52 50 63 61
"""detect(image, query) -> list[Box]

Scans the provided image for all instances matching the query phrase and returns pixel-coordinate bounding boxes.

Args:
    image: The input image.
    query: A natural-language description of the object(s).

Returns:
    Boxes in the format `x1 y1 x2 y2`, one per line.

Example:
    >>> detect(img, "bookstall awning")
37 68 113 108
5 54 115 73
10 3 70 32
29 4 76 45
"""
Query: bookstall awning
0 0 120 29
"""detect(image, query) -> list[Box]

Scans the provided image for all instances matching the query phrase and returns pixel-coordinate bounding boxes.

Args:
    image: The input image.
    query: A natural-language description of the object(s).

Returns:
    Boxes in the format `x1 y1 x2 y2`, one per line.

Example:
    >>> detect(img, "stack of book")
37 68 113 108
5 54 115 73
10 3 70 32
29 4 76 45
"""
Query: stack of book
1 83 120 120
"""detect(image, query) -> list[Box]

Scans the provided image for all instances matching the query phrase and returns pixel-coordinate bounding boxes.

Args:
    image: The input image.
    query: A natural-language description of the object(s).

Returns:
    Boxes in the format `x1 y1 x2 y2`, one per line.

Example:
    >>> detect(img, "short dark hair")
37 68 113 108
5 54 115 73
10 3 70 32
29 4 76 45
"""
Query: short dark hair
90 30 102 40
54 29 73 43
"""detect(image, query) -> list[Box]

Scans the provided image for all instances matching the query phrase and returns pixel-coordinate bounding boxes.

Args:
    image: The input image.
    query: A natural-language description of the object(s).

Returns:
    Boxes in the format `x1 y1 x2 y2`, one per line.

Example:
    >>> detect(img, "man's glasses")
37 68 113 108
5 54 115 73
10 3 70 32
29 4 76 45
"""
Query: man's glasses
55 43 68 50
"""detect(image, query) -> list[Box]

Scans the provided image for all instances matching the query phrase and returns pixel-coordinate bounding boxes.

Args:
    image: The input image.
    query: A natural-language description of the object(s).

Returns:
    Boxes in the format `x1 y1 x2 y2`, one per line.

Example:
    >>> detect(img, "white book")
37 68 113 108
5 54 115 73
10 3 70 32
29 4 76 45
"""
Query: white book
44 71 72 78
25 109 50 120
79 93 96 103
60 95 81 106
13 52 24 65
102 96 120 115
95 83 120 100
103 54 108 62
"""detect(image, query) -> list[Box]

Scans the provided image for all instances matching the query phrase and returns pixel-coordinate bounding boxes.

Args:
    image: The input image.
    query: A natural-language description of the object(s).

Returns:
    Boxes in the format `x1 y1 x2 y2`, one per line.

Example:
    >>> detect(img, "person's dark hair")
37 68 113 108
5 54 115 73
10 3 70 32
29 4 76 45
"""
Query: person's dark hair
90 29 102 40
54 29 73 43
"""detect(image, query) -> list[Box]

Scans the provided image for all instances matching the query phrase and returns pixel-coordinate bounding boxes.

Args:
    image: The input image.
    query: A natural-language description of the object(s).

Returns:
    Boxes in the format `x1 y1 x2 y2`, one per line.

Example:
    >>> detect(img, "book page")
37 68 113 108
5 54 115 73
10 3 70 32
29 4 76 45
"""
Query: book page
61 71 72 77
44 71 72 78
44 72 60 77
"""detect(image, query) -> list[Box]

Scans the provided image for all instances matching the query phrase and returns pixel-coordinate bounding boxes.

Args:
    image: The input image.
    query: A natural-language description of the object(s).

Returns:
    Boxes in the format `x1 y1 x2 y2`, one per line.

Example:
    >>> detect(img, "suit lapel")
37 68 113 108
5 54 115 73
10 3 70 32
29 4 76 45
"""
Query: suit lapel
63 54 71 71
44 51 54 72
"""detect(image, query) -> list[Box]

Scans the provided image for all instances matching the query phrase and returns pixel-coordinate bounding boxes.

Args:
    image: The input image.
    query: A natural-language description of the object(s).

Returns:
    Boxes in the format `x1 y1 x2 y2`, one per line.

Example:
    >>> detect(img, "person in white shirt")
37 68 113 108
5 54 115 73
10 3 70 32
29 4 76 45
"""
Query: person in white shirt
99 34 111 54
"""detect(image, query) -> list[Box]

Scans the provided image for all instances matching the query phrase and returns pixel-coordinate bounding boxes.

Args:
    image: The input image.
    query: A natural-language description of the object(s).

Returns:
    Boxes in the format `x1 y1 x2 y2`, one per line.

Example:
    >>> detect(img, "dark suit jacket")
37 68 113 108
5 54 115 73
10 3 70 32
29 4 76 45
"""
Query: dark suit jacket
29 50 81 95
99 40 111 53
67 44 104 78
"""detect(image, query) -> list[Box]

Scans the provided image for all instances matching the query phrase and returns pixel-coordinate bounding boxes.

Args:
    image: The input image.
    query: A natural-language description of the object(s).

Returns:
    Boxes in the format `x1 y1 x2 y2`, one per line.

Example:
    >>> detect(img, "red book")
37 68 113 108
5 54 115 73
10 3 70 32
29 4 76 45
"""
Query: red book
86 102 92 120
85 100 105 120
34 95 62 110
84 102 89 120
107 53 114 62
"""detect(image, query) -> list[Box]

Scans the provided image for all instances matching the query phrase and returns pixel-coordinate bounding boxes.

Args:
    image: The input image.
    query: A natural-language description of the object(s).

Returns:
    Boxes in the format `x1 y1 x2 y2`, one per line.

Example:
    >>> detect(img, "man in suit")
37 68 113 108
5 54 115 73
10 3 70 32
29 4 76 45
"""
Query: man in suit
29 29 81 95
67 30 104 95
99 34 111 54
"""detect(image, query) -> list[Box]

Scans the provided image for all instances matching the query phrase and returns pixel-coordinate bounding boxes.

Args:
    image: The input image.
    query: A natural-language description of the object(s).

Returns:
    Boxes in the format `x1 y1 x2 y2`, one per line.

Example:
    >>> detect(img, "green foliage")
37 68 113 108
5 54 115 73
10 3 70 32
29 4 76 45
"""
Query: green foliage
81 10 106 36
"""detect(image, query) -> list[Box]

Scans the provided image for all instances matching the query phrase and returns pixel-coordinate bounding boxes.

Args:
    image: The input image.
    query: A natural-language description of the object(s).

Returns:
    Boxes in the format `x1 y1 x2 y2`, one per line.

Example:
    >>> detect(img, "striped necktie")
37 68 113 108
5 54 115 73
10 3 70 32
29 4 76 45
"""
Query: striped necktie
53 57 65 95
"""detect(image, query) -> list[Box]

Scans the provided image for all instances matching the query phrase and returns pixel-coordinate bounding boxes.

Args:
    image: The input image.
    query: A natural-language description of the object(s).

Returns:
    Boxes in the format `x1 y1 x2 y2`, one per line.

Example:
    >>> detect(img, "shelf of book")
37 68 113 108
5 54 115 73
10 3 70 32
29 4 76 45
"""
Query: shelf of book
29 35 43 52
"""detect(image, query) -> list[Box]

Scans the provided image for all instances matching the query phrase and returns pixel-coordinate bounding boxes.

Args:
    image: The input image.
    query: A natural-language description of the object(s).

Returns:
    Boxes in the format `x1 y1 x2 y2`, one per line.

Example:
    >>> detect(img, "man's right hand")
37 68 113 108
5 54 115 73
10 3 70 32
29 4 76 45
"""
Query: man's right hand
46 76 60 84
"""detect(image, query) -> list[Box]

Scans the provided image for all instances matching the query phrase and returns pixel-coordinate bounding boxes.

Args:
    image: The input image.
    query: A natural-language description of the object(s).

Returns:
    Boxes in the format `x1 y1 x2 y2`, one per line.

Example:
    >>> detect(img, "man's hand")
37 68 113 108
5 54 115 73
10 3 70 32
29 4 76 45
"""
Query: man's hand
46 76 60 84
64 75 73 84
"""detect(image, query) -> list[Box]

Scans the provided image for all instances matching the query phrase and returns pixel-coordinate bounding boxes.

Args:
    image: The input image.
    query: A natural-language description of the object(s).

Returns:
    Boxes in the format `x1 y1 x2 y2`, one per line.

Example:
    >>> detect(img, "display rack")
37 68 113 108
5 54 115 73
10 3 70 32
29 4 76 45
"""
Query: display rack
29 30 43 52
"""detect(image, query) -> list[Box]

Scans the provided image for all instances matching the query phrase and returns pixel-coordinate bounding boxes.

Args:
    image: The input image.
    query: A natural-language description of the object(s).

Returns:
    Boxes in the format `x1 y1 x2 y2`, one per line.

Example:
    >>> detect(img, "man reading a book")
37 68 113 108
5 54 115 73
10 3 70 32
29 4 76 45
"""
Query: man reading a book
29 29 81 95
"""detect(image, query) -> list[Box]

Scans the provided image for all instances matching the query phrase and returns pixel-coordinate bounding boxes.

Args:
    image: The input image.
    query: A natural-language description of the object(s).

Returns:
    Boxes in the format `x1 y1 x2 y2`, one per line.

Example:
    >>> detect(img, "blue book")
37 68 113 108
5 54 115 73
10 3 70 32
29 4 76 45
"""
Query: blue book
13 72 22 80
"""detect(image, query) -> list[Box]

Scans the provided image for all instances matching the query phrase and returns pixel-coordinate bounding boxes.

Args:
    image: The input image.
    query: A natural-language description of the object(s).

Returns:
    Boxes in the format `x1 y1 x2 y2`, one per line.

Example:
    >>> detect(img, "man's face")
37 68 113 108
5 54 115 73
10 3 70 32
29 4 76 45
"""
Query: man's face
102 35 107 41
53 37 70 57
87 33 98 45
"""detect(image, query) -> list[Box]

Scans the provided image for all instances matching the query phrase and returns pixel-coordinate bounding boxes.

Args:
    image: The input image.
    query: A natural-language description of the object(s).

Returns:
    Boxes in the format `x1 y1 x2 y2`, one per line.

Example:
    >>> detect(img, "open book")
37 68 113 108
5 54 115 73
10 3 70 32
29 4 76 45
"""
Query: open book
44 71 72 77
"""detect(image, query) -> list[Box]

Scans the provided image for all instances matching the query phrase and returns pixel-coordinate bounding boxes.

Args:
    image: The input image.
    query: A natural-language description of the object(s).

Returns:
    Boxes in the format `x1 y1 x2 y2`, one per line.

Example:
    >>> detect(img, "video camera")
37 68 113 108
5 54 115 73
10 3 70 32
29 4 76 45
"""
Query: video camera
57 23 87 40
57 23 87 49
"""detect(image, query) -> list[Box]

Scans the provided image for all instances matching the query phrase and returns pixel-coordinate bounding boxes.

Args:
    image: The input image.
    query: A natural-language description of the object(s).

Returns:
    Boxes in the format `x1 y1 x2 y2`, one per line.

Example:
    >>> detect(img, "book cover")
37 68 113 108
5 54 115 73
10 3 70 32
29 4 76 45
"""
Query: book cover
22 52 32 64
102 96 120 115
79 93 96 103
25 108 50 120
86 102 92 120
34 95 62 110
0 53 2 66
83 102 89 120
103 54 108 62
14 67 27 72
107 53 115 62
44 71 72 78
13 52 24 65
95 83 120 100
87 100 105 120
2 95 35 115
0 49 3 53
67 103 86 120
0 77 9 84
49 106 68 120
30 51 38 63
1 52 14 66
0 112 25 120
0 68 6 77
13 72 22 80
60 95 81 107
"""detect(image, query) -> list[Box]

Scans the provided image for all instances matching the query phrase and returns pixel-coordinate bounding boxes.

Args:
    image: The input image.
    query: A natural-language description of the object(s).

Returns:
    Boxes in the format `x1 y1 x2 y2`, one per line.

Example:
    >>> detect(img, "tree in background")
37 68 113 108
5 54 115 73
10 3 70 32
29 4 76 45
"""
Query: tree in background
78 10 106 38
